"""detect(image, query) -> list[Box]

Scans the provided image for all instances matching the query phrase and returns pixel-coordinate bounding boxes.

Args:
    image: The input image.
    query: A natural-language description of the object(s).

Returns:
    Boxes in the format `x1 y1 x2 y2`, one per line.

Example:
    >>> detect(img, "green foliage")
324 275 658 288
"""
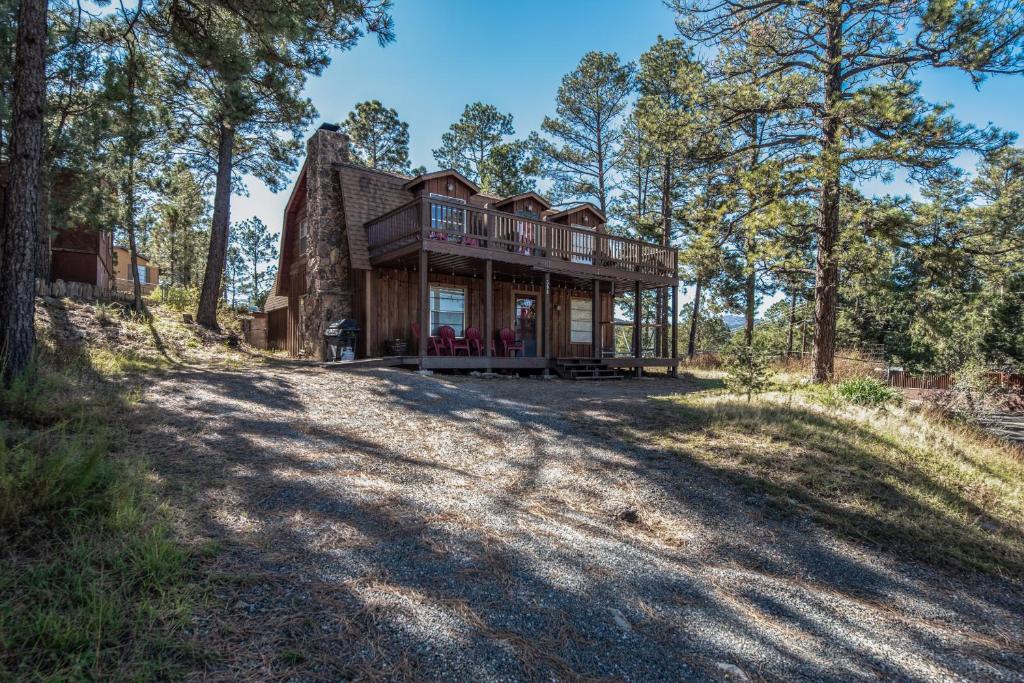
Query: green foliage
151 284 200 313
723 340 774 400
340 99 412 173
432 102 538 194
535 51 634 213
835 377 902 407
0 347 194 679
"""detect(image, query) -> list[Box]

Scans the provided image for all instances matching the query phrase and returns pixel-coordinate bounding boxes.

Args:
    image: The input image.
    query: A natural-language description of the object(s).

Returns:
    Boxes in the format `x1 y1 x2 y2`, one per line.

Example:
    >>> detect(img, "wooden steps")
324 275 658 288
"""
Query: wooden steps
554 358 623 381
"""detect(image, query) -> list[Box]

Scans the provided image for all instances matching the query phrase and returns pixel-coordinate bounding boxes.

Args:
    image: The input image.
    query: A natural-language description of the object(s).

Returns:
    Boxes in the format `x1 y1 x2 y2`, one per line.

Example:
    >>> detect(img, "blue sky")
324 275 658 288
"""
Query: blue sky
233 0 1023 308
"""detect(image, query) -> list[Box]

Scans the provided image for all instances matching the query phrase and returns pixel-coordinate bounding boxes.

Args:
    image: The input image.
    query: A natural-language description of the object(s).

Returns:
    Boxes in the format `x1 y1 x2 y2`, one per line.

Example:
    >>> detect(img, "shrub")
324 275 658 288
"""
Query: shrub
836 377 902 407
152 285 200 313
723 341 774 401
947 358 1003 421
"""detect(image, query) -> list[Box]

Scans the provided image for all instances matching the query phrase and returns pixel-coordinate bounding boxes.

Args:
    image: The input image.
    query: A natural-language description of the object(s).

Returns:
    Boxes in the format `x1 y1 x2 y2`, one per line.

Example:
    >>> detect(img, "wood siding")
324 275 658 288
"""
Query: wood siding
364 267 613 358
417 174 475 203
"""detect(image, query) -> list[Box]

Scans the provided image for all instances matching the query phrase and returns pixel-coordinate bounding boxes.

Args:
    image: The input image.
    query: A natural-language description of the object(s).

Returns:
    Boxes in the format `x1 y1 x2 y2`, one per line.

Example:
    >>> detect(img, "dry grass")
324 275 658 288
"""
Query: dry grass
645 384 1024 577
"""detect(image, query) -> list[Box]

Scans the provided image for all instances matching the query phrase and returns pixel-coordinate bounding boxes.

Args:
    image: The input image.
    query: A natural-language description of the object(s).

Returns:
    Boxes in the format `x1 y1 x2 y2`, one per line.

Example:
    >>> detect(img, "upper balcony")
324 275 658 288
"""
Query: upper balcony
365 196 678 287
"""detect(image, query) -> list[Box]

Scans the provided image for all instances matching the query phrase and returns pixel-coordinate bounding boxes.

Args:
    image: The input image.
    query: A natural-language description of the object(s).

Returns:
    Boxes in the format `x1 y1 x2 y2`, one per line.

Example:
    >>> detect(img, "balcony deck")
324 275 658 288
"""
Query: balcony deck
366 196 678 288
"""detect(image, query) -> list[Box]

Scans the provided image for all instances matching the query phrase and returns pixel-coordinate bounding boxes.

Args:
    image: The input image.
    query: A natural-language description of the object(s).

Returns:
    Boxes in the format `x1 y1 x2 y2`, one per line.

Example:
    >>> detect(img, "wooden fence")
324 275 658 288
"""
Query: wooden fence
888 369 1024 393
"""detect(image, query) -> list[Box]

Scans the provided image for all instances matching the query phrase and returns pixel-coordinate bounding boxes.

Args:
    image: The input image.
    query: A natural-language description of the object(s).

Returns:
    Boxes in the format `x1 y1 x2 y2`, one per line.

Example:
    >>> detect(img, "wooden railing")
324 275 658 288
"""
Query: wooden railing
366 196 678 280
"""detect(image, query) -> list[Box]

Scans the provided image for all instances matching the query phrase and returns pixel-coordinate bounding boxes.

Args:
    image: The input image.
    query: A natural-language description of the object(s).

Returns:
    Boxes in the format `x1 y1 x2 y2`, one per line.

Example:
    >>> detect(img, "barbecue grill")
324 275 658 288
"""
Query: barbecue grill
325 319 359 361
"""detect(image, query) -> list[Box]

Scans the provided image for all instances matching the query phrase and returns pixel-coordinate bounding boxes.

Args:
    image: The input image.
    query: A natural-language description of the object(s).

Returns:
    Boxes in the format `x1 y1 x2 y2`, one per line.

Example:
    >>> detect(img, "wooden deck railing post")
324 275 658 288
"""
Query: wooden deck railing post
544 271 552 369
633 280 642 378
670 283 678 378
419 249 429 362
485 259 493 371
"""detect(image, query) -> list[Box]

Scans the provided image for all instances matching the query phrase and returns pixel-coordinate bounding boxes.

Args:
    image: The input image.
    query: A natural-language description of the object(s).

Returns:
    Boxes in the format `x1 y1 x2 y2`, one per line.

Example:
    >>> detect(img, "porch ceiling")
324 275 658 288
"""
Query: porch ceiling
373 245 674 291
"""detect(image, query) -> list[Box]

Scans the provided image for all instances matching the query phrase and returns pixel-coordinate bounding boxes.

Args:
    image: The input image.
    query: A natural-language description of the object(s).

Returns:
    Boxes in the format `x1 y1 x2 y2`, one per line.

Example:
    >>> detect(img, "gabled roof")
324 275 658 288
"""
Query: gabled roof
402 169 480 194
491 191 552 211
547 202 608 225
336 163 412 270
268 161 310 300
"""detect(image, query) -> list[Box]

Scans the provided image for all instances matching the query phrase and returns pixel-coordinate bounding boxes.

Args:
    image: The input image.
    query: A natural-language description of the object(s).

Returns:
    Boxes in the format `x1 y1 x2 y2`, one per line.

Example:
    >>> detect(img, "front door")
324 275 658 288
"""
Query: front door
514 294 538 357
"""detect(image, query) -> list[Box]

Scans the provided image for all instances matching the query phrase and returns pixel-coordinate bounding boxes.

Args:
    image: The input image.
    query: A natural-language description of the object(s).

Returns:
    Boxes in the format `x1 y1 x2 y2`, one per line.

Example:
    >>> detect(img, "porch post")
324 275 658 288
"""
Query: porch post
419 249 429 361
485 259 493 370
543 271 552 366
364 270 374 358
633 280 642 378
670 283 679 378
592 279 601 360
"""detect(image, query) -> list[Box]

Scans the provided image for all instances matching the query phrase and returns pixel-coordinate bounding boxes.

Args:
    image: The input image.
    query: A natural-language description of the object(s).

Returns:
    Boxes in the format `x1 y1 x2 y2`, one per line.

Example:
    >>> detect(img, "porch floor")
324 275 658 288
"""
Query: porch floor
321 355 680 372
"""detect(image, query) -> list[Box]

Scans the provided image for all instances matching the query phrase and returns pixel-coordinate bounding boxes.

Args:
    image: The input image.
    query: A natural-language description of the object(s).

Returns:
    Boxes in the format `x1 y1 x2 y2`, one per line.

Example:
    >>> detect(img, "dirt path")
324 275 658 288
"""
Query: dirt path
136 365 1024 682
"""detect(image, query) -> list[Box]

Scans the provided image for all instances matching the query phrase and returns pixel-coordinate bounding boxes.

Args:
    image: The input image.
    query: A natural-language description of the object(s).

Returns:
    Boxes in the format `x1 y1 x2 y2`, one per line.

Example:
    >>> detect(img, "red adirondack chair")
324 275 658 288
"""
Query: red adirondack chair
438 325 470 356
465 327 492 356
411 323 442 355
499 327 524 357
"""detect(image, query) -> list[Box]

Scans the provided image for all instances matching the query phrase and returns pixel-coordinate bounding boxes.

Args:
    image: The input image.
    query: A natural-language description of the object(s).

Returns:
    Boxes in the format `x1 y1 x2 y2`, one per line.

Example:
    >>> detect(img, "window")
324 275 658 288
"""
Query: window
298 218 309 254
430 286 465 336
136 264 147 284
571 298 593 343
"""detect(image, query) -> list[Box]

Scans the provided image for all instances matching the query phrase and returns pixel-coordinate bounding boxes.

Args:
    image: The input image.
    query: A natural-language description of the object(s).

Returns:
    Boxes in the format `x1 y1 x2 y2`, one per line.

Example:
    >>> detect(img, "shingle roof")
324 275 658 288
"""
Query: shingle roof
491 191 552 210
264 293 288 311
336 163 414 270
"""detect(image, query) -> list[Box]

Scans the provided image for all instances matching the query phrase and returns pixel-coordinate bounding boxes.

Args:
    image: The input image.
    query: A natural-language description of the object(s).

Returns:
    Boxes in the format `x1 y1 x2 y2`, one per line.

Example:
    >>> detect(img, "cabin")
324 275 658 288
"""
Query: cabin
261 125 680 376
112 246 159 295
50 226 114 292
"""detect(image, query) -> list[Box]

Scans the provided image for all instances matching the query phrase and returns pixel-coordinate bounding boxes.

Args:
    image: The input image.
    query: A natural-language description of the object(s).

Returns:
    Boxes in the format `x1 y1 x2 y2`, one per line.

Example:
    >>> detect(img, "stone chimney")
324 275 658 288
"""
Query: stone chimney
301 124 351 360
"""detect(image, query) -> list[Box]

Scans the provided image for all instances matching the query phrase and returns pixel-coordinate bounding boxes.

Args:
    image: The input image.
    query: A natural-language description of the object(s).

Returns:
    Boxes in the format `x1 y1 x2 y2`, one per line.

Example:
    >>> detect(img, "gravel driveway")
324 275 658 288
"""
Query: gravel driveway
137 364 1024 682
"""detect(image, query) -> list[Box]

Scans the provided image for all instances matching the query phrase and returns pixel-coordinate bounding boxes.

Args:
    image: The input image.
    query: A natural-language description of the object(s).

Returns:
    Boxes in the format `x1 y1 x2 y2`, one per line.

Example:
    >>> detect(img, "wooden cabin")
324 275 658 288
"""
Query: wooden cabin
112 246 159 295
262 125 680 375
50 226 114 291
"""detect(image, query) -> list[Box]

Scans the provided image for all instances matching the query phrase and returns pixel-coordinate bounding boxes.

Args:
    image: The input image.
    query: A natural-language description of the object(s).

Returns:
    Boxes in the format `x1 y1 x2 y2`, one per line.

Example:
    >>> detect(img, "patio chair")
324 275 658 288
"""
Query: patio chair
499 327 524 357
439 325 470 356
410 323 442 355
465 327 495 356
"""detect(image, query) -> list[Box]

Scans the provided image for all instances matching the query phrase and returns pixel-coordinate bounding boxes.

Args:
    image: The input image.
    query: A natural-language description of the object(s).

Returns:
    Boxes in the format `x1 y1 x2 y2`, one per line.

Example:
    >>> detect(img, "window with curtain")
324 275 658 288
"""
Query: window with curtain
298 218 309 254
430 286 465 336
570 298 592 343
136 264 147 284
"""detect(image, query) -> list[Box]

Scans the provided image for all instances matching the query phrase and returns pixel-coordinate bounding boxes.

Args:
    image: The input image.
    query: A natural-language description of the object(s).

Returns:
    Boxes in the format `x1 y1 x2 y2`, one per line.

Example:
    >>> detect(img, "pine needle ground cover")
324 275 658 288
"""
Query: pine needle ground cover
649 382 1024 578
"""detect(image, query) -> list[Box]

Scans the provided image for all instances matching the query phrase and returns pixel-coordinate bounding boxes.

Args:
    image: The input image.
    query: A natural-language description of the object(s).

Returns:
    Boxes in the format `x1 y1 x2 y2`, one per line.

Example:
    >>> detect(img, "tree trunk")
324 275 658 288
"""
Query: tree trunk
659 154 672 357
197 121 234 329
0 0 47 384
744 265 755 346
125 46 144 315
786 288 797 357
687 277 702 359
35 171 51 280
812 4 843 383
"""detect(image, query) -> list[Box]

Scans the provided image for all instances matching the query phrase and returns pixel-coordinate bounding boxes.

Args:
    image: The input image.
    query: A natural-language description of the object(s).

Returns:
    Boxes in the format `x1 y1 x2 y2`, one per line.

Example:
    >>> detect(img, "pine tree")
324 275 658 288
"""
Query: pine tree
673 0 1024 381
535 52 634 214
159 0 394 329
230 216 278 307
0 0 47 384
340 100 411 173
151 161 210 287
432 102 538 194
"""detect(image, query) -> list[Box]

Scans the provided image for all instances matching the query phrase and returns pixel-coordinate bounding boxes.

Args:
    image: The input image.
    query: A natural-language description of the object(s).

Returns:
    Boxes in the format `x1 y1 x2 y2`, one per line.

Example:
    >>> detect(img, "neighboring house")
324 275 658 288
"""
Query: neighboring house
262 124 680 374
112 246 159 295
2 164 115 294
50 226 114 292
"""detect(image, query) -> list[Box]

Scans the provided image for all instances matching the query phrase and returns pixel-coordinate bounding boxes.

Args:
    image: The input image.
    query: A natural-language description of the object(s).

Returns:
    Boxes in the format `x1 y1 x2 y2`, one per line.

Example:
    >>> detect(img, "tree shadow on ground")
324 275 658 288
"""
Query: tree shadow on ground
128 365 1024 681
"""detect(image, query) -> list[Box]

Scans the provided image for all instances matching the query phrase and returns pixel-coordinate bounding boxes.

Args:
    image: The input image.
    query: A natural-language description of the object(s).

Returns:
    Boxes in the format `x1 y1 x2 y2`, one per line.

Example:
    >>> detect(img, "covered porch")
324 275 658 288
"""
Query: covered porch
354 248 680 376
